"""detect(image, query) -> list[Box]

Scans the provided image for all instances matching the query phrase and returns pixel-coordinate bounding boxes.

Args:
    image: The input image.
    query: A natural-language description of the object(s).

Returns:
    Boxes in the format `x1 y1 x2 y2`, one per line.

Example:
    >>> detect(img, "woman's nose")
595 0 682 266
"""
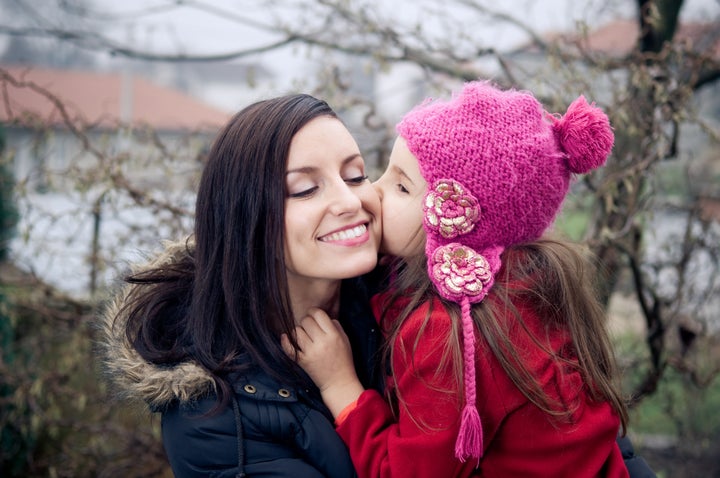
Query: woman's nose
329 182 362 215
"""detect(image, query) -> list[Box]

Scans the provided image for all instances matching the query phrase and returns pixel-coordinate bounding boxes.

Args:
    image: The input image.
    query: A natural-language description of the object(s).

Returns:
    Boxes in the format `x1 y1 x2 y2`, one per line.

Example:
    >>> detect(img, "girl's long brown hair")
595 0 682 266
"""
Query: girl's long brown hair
379 236 628 432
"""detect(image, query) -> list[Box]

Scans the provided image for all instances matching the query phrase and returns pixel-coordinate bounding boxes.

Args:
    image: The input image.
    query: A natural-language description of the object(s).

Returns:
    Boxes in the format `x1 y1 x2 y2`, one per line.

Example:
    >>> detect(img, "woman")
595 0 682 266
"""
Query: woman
100 94 382 477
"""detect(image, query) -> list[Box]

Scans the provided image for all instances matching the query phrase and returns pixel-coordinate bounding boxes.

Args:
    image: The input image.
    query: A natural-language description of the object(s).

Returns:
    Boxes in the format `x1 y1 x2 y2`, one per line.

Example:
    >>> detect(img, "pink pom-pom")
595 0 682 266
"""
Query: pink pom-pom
553 96 614 174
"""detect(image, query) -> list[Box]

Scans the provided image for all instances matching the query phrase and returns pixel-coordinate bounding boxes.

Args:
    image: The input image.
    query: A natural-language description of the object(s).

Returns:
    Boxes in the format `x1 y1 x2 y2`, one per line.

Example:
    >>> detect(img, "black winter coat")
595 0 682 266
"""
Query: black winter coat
100 241 382 478
162 367 355 477
161 273 383 478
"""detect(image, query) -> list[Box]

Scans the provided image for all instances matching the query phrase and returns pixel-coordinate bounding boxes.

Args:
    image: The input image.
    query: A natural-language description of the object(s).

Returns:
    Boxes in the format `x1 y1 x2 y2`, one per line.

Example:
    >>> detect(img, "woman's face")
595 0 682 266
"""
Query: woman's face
372 136 427 257
284 116 381 285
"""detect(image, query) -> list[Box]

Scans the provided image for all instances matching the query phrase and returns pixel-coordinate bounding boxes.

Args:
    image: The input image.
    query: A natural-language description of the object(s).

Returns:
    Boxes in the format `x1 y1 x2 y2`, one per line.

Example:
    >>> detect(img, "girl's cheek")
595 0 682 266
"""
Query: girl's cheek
381 202 396 222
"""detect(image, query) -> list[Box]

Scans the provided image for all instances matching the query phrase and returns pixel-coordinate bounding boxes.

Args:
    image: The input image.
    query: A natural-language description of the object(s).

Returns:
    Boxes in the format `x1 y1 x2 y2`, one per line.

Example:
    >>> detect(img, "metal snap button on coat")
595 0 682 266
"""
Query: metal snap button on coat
243 384 257 394
277 388 291 398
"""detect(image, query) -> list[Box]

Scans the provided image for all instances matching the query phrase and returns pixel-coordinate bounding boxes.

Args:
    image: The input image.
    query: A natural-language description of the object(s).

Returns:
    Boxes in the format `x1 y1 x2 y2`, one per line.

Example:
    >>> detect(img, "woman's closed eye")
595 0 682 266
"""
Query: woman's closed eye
287 176 366 198
288 186 319 198
345 175 369 185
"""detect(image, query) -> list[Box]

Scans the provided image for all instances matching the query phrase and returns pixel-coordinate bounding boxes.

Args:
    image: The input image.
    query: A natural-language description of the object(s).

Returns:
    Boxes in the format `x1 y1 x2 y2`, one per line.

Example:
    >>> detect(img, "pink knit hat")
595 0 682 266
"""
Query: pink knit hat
396 80 614 462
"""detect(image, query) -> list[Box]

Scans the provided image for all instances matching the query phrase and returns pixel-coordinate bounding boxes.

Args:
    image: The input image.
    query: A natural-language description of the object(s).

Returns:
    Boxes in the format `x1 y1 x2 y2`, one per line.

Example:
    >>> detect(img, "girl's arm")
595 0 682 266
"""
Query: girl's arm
334 303 477 478
285 304 477 478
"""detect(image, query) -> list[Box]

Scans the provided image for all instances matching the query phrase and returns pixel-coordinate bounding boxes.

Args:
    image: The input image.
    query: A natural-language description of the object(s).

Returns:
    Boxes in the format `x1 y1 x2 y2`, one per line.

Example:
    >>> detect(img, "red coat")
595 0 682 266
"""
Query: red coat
335 293 628 478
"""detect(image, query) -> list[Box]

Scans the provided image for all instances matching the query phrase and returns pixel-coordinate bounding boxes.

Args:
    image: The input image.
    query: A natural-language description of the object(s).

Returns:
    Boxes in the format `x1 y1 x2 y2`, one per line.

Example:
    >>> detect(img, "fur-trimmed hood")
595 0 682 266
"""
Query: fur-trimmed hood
98 239 215 410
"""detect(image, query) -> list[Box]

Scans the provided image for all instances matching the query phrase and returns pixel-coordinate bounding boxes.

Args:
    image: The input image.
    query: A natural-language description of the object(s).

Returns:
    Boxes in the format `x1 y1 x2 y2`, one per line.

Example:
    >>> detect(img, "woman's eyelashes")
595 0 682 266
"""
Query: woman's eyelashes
287 175 367 198
345 175 369 185
288 186 318 198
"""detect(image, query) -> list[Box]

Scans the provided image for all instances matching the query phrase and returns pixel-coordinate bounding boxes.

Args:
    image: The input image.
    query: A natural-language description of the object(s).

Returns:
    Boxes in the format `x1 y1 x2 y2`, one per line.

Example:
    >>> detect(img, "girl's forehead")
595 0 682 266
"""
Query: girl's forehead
389 137 424 183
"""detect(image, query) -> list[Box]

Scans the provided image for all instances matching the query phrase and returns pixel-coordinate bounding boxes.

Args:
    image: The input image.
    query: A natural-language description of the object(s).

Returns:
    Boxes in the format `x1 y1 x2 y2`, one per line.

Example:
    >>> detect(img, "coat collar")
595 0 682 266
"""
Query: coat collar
98 239 215 410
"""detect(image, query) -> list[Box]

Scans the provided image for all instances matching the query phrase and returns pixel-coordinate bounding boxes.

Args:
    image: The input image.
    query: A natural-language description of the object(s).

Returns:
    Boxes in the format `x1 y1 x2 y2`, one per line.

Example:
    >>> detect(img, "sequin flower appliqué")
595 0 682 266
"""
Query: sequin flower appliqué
424 180 480 239
431 244 493 301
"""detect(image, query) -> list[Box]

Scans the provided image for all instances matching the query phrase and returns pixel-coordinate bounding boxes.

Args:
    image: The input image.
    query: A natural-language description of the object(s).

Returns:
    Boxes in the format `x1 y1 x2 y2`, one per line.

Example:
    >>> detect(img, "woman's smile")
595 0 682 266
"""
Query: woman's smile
284 116 381 285
318 223 369 243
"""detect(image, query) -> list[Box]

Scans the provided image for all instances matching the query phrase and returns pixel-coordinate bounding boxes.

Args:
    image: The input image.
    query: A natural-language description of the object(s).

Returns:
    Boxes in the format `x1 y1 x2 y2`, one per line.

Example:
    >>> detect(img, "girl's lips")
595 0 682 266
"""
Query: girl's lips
318 223 368 243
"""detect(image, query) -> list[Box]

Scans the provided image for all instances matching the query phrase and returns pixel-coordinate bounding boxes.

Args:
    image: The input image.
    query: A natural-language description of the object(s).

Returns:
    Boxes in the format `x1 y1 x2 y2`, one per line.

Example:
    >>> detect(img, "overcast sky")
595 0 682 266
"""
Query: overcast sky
91 0 718 53
2 0 718 110
4 0 719 76
77 0 719 96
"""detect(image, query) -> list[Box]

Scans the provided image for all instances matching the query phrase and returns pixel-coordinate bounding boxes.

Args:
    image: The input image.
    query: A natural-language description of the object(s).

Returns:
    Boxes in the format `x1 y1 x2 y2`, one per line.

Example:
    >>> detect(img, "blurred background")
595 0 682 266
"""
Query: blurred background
0 0 719 476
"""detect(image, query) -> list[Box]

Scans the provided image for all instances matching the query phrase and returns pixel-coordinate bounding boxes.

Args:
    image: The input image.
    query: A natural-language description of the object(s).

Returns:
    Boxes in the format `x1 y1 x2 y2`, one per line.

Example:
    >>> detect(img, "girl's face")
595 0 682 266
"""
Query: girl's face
373 136 427 258
284 116 381 286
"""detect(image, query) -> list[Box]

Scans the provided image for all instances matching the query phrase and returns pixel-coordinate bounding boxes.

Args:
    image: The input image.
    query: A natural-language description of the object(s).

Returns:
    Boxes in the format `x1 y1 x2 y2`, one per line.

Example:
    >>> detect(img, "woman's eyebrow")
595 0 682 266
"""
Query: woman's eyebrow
342 153 362 165
286 153 362 175
286 166 315 175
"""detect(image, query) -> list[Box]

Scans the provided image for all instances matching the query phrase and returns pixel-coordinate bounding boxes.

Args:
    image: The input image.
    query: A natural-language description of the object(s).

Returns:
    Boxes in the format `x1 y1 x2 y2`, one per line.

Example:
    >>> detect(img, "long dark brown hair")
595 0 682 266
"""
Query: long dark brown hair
379 236 628 432
120 94 338 407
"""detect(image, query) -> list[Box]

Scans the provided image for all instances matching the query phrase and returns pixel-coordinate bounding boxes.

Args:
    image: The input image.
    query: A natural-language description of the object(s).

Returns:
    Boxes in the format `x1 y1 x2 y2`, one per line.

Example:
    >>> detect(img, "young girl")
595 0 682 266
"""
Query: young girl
285 81 630 477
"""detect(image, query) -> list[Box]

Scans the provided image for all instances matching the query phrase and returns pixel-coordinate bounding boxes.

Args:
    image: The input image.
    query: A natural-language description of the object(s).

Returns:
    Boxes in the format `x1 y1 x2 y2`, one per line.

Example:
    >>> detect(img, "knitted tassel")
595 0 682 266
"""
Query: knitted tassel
455 403 483 462
454 297 483 463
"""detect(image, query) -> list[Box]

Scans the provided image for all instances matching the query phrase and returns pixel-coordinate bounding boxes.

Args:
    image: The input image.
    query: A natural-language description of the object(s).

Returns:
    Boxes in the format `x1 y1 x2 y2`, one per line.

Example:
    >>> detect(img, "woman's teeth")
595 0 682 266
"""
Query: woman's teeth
319 224 367 242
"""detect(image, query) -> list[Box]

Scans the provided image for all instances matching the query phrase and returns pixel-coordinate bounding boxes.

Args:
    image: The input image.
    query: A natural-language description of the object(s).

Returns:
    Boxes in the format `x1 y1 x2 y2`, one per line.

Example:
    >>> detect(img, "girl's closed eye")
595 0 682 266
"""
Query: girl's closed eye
396 183 409 194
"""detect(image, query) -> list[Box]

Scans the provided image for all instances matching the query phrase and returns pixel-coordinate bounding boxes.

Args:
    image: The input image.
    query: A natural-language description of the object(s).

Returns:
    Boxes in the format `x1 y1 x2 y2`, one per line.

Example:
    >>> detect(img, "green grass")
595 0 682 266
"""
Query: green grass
632 368 720 438
614 332 720 440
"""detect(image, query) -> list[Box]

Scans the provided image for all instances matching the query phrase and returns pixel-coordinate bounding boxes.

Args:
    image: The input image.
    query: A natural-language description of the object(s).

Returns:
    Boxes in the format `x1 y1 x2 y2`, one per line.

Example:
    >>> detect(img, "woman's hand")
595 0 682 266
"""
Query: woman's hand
281 308 365 418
